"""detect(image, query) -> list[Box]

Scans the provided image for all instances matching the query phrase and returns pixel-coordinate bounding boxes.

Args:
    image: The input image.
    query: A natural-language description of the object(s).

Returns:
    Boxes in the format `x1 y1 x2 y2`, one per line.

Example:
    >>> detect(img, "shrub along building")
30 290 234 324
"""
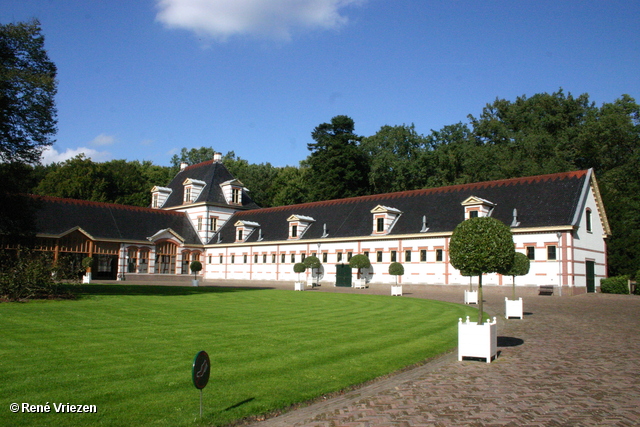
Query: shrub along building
17 153 610 291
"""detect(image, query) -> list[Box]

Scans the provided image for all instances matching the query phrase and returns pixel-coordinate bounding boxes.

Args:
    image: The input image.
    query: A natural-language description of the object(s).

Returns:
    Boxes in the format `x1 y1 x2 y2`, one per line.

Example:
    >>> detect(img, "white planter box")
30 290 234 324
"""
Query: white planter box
294 282 305 291
82 273 91 284
192 279 199 287
306 278 317 287
391 285 402 296
354 278 367 289
464 290 478 304
505 297 523 319
458 316 498 363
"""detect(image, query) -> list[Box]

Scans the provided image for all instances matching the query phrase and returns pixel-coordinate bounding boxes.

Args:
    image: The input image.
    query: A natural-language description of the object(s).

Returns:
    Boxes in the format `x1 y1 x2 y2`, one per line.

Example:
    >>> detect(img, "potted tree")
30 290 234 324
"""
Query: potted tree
449 217 515 363
81 256 93 284
303 255 322 287
389 262 404 296
293 262 306 291
349 254 371 288
190 260 202 286
503 252 530 319
461 269 478 304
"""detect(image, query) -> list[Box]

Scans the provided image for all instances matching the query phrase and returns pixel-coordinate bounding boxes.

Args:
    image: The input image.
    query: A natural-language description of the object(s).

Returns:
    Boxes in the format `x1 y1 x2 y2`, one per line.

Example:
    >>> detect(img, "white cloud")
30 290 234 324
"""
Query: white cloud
40 146 112 165
155 0 365 40
91 133 117 146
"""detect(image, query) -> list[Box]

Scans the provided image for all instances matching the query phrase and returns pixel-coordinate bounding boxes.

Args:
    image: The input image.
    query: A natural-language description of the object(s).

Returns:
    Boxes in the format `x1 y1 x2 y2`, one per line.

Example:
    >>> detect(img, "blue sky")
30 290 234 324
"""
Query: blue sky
2 0 639 167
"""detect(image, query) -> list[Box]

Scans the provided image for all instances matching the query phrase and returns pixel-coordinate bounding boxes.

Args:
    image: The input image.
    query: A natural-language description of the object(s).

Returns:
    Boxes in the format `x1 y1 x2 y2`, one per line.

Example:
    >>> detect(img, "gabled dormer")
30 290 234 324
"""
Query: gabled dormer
150 186 172 209
287 215 315 239
371 205 402 235
461 196 495 219
182 178 206 204
220 179 245 206
234 220 259 243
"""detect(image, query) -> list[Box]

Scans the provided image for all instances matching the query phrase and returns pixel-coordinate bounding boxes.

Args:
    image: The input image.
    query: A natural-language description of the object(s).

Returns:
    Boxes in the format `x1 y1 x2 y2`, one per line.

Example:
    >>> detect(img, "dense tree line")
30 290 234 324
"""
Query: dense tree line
9 89 640 277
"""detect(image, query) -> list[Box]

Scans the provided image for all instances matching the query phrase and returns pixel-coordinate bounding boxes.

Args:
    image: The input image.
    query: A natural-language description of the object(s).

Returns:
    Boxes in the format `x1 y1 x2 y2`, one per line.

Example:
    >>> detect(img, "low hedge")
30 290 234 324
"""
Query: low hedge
600 275 630 294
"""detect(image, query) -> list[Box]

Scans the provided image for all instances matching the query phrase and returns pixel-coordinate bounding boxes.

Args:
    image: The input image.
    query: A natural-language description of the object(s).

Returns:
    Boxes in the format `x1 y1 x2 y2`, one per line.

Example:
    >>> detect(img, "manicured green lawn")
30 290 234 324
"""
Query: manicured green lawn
1 284 477 426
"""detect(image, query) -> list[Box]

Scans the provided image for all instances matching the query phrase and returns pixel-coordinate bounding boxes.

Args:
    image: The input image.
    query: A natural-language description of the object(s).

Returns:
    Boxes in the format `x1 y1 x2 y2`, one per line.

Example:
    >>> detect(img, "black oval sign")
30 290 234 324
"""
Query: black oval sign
192 350 210 390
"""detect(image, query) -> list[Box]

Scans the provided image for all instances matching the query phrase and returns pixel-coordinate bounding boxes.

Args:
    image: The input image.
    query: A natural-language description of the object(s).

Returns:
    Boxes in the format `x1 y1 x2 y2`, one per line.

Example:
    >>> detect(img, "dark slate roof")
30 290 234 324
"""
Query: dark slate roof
162 161 260 210
32 196 202 245
211 170 590 244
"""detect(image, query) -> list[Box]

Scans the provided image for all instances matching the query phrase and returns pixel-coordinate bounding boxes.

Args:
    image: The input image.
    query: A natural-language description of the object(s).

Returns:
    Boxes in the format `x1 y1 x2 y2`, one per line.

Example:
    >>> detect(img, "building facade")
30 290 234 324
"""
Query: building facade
17 154 610 291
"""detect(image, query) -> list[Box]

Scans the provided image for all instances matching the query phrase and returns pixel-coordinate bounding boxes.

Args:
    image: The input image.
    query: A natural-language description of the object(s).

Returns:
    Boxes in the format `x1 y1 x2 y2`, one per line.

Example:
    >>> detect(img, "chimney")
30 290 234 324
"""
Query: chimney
213 152 222 163
180 162 188 171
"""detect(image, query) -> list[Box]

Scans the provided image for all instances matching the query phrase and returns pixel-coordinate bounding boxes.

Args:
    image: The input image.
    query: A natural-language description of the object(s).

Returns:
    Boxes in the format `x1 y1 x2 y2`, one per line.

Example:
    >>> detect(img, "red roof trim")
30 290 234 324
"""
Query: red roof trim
234 170 588 217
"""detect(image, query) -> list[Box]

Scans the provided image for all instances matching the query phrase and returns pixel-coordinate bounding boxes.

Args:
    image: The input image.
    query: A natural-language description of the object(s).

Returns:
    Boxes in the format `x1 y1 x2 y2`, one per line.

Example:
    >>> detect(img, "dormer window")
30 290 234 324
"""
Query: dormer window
461 196 495 219
370 205 402 235
220 179 245 206
150 186 172 209
182 178 206 204
287 215 315 239
234 220 259 243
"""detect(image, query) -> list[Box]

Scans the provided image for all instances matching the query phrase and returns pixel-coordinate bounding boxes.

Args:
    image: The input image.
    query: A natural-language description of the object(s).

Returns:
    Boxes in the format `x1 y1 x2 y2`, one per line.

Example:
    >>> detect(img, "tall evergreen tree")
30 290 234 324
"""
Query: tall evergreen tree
306 115 370 201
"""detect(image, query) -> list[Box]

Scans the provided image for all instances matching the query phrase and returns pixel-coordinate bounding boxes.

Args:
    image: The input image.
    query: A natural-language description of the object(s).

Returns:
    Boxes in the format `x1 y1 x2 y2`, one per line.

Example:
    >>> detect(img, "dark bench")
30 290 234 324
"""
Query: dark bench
539 285 555 295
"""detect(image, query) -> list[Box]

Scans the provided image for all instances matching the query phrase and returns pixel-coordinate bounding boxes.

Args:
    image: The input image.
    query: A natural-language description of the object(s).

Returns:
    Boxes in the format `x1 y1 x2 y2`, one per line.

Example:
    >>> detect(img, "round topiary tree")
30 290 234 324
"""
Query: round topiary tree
349 254 371 280
293 262 306 282
81 256 93 272
81 256 94 282
449 217 515 324
388 262 404 285
190 260 203 279
303 255 322 284
504 252 530 299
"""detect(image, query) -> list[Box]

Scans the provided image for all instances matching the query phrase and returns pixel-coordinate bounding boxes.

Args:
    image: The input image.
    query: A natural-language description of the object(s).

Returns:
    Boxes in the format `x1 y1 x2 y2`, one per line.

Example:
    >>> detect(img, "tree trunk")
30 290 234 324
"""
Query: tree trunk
477 274 484 324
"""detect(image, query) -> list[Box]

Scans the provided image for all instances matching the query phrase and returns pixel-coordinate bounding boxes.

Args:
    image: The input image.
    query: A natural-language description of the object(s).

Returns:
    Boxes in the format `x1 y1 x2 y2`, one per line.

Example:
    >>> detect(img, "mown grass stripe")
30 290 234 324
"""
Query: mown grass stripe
1 284 477 426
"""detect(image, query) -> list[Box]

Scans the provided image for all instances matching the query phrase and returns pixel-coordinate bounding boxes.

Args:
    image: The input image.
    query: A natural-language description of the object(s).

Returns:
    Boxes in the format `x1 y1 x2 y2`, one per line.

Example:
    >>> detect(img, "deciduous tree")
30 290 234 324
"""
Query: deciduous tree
449 217 515 324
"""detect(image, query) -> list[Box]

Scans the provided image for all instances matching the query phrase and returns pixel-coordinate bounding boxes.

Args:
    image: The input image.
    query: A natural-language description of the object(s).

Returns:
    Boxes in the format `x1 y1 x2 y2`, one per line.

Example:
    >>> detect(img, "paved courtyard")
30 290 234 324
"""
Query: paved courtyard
231 282 640 427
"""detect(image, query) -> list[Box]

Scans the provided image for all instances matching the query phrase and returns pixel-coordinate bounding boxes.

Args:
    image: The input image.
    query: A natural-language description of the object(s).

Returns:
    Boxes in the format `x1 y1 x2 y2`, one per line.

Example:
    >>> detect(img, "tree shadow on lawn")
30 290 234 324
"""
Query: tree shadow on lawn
63 283 273 298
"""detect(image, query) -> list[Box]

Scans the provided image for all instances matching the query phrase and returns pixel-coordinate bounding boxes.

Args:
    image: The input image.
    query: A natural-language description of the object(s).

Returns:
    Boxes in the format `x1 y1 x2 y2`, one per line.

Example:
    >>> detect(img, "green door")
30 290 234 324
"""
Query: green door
335 264 352 287
586 261 596 293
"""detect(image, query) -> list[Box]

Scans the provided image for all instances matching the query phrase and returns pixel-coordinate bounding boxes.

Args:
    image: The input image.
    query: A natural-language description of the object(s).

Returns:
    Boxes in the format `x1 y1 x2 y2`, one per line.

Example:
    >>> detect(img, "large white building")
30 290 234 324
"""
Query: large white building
20 154 610 292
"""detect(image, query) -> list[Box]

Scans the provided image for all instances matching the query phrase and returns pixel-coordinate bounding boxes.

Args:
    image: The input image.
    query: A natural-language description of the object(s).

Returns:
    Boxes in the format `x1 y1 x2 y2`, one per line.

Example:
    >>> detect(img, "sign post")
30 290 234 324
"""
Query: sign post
192 350 210 418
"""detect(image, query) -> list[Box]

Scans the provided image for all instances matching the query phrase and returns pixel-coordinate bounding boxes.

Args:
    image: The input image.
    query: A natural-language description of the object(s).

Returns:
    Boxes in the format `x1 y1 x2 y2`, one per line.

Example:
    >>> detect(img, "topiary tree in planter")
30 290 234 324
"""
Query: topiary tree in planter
190 260 202 279
461 269 474 291
293 262 306 282
504 252 530 299
349 254 371 280
449 217 515 324
303 255 322 285
81 256 94 283
389 262 404 285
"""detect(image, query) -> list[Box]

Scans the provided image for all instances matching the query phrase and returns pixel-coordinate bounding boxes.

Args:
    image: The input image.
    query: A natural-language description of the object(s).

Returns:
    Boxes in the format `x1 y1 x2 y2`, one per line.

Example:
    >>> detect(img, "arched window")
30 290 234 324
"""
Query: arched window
156 241 177 274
